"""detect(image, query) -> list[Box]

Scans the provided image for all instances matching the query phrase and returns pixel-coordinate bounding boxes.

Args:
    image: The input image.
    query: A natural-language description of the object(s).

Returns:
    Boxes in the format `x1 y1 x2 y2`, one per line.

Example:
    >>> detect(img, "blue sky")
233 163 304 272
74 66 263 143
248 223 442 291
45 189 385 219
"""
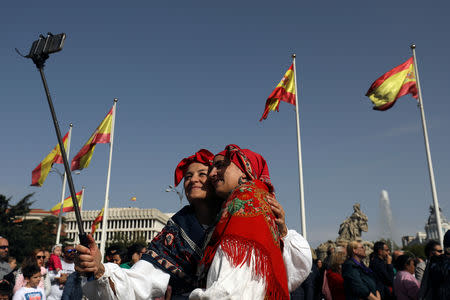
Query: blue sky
1 1 449 247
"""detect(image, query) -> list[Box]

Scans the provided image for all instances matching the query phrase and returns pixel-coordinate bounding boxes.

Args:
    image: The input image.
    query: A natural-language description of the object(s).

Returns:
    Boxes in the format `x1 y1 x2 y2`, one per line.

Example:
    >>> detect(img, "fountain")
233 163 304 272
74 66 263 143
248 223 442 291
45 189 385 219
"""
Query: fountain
379 190 394 249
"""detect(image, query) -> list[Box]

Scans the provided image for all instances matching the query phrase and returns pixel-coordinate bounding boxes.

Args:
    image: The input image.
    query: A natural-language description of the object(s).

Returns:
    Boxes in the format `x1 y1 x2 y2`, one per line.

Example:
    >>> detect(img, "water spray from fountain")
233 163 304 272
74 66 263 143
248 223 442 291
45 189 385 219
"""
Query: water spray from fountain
379 190 394 249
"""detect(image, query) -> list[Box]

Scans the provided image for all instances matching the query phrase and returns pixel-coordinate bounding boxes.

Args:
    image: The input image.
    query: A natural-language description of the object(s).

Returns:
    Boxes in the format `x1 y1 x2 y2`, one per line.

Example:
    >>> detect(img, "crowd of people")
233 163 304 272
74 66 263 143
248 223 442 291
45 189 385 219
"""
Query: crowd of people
1 144 449 299
293 232 450 300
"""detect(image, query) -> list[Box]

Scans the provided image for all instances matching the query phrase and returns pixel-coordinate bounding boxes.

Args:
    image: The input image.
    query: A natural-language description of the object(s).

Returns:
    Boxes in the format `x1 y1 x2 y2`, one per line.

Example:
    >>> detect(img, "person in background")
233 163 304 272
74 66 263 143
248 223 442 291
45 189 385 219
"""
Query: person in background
104 245 120 263
6 259 15 276
110 250 126 267
420 230 450 300
120 244 147 269
0 279 12 300
323 246 335 271
290 261 320 300
13 249 50 297
369 241 394 299
416 239 442 283
393 254 419 300
342 241 380 300
12 264 45 300
326 252 346 300
2 258 17 290
47 245 62 274
43 251 50 269
47 245 75 300
0 238 11 281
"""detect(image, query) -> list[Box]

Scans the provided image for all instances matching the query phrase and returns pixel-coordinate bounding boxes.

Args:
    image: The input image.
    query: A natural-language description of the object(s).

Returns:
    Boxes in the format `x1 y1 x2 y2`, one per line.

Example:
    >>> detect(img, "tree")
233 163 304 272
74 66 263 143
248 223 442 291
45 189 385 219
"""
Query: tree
403 243 426 259
106 232 147 252
0 194 59 263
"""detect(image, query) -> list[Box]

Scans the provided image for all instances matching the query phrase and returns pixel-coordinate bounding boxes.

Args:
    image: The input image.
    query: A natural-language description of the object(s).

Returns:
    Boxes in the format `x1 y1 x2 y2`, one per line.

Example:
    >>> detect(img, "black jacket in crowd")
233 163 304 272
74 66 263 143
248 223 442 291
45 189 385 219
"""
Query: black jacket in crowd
369 255 394 299
342 258 378 300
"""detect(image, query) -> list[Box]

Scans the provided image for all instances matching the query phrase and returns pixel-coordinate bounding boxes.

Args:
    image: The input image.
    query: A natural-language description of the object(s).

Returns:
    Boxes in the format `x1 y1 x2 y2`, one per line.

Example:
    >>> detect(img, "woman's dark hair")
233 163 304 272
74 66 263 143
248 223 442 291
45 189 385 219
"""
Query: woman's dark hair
394 254 414 271
22 264 41 279
21 248 44 270
0 279 12 296
127 243 146 258
373 241 386 255
113 249 127 262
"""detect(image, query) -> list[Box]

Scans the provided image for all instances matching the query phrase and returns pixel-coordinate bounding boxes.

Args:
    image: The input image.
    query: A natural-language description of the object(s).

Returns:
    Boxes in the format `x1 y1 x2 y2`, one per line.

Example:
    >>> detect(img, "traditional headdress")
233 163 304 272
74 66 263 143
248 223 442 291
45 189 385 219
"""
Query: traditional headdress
216 144 273 193
174 149 214 187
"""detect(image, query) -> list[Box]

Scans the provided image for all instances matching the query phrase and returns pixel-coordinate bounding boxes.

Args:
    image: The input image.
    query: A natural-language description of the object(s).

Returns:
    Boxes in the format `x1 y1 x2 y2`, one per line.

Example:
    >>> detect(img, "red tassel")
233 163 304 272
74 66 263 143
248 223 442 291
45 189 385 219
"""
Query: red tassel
220 236 289 300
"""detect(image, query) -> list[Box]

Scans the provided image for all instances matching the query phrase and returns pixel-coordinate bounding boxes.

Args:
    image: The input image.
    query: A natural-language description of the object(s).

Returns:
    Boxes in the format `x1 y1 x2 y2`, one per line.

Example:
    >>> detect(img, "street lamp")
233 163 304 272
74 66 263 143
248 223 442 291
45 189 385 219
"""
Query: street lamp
165 185 183 207
50 167 80 182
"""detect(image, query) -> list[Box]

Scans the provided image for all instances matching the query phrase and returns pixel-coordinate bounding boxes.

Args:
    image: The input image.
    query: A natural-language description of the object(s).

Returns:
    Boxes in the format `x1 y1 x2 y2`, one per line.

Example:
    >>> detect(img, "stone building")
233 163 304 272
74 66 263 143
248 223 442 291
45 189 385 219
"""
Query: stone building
402 205 450 247
65 207 171 245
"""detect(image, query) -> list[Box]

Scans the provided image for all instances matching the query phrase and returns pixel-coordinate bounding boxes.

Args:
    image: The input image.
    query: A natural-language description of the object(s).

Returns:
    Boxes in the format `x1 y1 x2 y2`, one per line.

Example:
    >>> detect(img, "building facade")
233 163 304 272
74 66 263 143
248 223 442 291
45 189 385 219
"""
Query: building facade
424 205 450 241
65 207 171 245
402 205 450 247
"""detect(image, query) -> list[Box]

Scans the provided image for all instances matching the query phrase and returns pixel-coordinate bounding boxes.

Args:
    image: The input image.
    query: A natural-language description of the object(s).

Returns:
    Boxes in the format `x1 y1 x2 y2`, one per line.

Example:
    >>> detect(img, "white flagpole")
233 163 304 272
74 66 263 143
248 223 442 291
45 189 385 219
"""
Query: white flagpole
74 187 85 245
410 45 444 247
100 99 118 258
292 54 307 238
56 124 72 245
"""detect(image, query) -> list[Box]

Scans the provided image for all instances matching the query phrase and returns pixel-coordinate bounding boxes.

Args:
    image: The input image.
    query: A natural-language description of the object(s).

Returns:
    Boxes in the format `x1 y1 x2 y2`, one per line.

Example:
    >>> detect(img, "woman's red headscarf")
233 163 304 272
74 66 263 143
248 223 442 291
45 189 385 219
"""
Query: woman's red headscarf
216 144 273 193
174 149 214 187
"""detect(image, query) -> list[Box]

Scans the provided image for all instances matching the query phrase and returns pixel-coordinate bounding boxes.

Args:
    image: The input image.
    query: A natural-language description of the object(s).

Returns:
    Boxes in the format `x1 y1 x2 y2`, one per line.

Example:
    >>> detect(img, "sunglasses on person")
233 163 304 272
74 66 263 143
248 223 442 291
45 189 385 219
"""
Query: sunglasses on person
0 246 8 249
36 256 45 259
433 249 443 253
65 249 77 254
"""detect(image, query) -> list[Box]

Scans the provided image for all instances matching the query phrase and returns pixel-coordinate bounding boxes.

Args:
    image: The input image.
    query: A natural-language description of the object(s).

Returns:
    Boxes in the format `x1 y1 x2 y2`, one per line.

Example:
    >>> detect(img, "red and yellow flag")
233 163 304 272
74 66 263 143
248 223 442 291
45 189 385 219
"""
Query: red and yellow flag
31 131 69 187
366 57 418 111
71 107 113 171
91 208 104 234
50 190 83 215
260 64 296 121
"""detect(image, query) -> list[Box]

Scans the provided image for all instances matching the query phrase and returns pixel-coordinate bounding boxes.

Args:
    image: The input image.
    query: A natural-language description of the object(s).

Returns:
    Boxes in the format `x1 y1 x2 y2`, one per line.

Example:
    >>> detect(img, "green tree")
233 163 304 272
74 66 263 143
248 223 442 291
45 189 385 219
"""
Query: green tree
0 194 59 263
403 243 426 259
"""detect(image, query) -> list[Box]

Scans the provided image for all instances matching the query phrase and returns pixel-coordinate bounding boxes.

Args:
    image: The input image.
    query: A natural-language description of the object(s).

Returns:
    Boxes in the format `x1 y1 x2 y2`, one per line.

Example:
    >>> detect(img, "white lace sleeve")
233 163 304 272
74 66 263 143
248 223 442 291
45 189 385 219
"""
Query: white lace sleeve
282 229 312 291
82 260 170 300
189 246 266 300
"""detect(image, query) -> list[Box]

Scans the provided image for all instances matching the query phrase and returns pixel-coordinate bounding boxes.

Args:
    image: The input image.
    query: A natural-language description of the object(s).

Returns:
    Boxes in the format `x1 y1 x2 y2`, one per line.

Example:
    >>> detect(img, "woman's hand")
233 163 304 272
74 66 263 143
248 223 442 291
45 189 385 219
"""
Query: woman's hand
75 234 104 279
267 194 288 238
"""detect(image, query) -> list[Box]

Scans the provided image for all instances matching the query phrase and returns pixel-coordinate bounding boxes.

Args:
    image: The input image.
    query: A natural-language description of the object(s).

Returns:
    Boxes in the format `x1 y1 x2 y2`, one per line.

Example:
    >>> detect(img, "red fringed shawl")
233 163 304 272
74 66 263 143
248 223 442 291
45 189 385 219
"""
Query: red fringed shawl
200 180 289 299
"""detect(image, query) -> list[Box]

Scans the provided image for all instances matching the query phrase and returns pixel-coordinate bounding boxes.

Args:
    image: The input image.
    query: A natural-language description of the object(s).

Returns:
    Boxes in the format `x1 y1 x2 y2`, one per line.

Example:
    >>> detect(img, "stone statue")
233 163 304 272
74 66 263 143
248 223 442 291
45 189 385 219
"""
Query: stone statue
338 203 368 241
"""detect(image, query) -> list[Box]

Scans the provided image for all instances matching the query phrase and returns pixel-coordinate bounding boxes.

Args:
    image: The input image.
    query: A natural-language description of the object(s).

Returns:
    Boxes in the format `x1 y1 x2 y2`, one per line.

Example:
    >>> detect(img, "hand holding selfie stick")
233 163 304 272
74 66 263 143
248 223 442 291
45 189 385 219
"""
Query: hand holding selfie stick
18 33 89 249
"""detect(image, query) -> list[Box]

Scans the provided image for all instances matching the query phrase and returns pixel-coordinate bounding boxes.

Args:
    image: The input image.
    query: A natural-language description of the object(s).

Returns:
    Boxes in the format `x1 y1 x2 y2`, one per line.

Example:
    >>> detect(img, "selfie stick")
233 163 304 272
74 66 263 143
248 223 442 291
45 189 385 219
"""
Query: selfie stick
20 33 89 247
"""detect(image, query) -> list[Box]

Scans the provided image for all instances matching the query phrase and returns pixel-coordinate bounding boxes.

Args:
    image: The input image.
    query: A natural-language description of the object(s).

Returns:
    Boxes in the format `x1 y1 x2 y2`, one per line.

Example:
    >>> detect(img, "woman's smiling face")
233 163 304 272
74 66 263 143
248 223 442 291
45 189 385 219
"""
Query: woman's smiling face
184 162 209 201
208 155 246 199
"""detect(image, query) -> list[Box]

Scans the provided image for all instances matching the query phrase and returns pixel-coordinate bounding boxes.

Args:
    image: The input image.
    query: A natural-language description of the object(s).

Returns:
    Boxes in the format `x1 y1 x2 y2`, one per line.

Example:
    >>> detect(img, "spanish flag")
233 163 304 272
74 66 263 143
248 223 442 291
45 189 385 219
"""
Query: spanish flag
50 190 83 215
260 64 296 121
31 131 69 187
366 57 418 111
91 208 104 234
71 107 113 171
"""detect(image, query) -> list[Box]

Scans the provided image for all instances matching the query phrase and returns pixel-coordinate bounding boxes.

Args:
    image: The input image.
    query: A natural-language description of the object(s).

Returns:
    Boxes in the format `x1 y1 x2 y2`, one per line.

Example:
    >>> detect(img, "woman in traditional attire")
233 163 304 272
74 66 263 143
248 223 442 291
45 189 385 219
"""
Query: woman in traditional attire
190 144 310 299
78 148 311 299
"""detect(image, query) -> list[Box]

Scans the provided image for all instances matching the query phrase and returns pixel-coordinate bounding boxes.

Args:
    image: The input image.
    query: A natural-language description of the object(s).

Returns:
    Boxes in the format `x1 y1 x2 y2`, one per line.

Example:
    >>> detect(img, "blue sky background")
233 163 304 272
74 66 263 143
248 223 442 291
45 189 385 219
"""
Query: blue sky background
1 1 449 247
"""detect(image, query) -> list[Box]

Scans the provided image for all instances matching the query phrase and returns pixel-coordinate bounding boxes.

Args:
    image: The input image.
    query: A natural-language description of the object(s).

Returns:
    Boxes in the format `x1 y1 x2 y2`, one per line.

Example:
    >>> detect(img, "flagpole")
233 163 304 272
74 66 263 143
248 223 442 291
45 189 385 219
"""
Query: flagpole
99 99 117 258
56 124 72 245
292 54 307 238
410 44 444 247
74 187 85 245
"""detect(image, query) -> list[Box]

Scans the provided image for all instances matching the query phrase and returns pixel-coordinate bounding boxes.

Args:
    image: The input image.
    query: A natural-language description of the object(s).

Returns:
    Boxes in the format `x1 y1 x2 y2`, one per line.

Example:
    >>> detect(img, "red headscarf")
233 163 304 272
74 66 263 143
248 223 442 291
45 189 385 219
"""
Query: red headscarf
174 149 214 187
216 144 273 193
